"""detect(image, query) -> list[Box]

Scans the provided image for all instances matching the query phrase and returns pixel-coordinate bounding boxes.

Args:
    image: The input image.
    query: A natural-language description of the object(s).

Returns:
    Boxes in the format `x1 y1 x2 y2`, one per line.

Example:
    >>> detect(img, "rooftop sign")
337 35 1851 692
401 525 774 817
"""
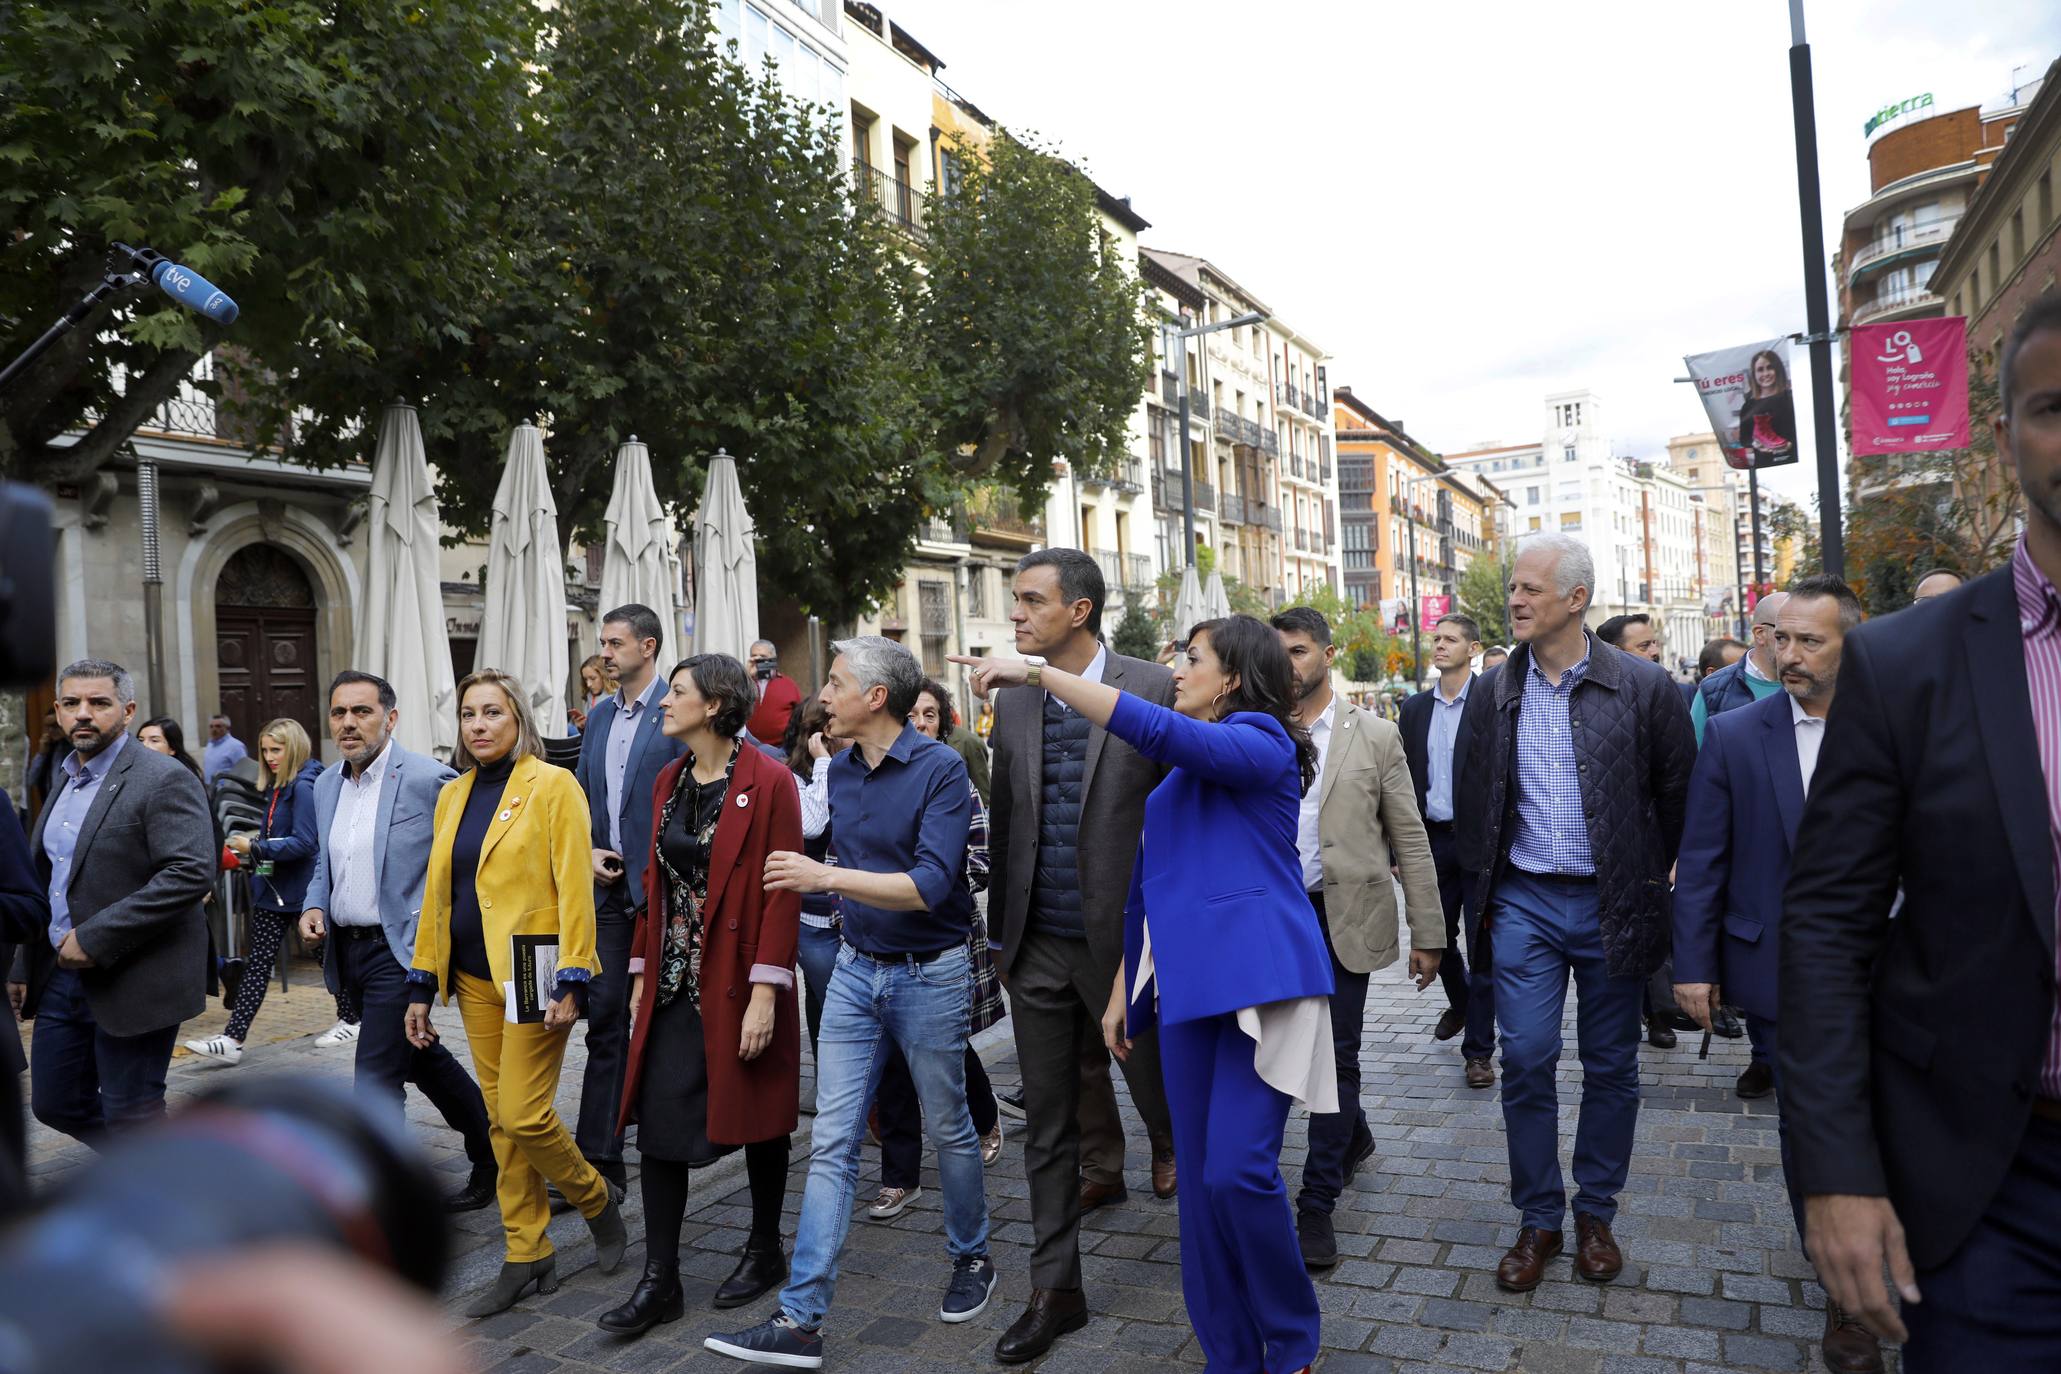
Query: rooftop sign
1865 93 1934 138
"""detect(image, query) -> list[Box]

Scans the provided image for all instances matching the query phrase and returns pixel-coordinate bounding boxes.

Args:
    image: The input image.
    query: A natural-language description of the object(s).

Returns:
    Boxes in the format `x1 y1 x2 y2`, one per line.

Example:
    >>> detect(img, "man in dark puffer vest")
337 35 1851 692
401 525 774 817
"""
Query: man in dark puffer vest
985 548 1176 1365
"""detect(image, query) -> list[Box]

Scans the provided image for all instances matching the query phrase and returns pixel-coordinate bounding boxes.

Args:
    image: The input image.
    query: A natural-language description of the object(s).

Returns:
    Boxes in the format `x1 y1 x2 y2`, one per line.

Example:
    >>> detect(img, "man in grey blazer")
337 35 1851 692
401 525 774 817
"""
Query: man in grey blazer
10 659 213 1147
986 550 1177 1365
299 669 496 1209
572 603 684 1188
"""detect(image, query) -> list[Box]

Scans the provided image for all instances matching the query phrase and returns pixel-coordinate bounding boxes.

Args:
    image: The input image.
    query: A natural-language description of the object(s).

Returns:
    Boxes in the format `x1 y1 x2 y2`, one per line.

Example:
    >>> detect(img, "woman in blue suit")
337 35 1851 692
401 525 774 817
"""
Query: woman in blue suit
955 613 1334 1373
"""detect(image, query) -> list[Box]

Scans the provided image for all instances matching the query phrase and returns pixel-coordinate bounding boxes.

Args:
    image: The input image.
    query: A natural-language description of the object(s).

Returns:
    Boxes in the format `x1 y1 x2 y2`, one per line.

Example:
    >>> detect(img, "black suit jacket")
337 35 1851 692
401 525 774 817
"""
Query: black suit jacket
0 789 41 1080
1399 680 1474 822
1780 566 2056 1268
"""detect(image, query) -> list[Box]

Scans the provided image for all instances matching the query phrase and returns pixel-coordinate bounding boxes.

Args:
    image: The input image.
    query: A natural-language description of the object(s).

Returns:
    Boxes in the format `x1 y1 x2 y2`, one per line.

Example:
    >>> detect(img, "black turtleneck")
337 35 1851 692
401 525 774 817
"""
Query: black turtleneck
449 752 516 982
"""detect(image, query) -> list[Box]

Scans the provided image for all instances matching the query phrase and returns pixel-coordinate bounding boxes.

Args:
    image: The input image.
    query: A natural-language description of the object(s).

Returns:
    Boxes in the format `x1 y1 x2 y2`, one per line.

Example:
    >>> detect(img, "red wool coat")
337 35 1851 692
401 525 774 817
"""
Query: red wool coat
616 742 802 1145
746 673 802 751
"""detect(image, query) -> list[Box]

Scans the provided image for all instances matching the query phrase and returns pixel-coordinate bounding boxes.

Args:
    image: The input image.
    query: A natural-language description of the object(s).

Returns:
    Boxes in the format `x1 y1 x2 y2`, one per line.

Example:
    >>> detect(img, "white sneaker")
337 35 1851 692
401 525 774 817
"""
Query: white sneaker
185 1036 243 1066
315 1020 361 1048
866 1185 921 1221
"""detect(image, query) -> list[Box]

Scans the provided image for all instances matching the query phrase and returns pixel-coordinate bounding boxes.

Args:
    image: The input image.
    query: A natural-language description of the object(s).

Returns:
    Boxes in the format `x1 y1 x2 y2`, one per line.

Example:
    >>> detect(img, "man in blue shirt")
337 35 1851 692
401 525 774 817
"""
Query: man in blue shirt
705 636 989 1370
1454 534 1695 1296
203 713 248 784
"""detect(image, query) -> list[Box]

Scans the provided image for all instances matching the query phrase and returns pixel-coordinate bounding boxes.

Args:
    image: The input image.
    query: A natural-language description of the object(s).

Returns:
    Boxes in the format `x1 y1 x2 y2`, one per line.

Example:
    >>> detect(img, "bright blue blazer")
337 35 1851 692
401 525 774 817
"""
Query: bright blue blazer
1671 688 1804 1022
1105 692 1335 1034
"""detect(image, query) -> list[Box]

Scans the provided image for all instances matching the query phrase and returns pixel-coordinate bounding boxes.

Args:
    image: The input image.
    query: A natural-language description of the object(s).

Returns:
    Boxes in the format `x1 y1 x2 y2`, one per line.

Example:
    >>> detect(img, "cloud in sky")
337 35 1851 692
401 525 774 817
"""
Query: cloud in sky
873 0 2060 506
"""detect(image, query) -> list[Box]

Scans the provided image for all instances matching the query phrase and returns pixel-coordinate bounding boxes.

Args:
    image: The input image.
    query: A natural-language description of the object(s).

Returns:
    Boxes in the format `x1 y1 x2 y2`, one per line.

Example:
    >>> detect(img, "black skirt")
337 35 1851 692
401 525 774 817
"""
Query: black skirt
635 992 737 1168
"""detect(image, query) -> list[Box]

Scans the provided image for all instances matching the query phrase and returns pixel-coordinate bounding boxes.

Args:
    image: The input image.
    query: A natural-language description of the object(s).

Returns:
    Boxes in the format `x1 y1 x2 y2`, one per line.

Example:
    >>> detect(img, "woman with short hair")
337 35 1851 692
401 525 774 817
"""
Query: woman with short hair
600 653 803 1335
407 668 627 1316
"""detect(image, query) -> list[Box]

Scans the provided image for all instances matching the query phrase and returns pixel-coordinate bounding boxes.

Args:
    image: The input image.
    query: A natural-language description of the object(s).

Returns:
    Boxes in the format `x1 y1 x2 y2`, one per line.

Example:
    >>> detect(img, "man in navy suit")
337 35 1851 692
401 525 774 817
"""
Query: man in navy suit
301 669 496 1210
573 603 685 1188
1672 574 1878 1374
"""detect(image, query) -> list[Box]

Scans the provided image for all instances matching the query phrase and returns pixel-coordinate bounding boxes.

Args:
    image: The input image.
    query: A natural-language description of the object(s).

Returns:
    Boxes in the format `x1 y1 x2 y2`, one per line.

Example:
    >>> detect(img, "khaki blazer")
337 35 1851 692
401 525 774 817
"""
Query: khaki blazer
1315 698 1445 975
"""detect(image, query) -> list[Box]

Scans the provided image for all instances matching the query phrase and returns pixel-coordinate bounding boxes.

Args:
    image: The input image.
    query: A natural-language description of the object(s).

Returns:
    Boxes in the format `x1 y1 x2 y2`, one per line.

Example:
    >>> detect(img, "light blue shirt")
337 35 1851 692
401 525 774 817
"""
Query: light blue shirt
1508 644 1596 876
604 674 665 853
1424 676 1470 823
203 731 247 784
43 731 129 948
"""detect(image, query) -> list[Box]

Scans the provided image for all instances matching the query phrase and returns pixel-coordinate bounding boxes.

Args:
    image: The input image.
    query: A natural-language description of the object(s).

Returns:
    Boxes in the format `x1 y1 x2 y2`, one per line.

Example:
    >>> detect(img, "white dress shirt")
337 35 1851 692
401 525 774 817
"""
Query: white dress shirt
1051 643 1107 712
1296 695 1337 891
1791 693 1826 794
326 742 392 927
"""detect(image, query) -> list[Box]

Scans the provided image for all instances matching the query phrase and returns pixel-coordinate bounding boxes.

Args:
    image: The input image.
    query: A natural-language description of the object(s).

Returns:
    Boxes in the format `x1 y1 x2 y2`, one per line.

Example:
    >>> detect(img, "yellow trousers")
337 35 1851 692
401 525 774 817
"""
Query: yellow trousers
455 972 610 1262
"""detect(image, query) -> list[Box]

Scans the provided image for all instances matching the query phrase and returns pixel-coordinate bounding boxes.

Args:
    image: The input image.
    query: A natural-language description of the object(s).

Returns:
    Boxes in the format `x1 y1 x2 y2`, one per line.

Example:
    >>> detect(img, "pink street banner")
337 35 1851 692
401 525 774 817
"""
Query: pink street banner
1683 336 1798 471
1419 594 1452 627
1849 317 1971 456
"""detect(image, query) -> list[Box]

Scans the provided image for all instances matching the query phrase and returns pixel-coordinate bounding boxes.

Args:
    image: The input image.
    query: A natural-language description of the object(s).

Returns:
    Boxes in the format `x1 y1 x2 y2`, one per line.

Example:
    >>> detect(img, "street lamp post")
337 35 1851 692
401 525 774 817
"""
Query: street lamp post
1787 0 1846 578
1399 470 1445 685
1164 310 1267 568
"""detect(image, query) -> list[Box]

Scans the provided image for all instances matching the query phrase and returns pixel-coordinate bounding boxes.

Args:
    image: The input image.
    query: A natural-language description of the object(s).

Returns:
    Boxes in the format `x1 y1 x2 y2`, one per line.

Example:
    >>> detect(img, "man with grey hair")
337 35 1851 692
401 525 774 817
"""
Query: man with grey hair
707 636 991 1368
1455 535 1696 1293
8 659 215 1145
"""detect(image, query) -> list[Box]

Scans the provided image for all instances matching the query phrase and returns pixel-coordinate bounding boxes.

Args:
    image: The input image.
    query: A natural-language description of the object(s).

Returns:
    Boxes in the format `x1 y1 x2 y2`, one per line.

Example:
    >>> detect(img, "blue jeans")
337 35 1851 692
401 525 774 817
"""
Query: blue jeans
795 921 842 1059
1491 870 1644 1230
28 967 179 1149
1161 1009 1321 1373
780 942 988 1330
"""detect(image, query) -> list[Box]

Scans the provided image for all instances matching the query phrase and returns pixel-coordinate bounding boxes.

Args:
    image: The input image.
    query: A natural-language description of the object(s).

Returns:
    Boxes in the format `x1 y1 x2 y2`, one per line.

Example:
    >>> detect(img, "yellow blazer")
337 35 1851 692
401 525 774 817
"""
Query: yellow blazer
411 753 600 1002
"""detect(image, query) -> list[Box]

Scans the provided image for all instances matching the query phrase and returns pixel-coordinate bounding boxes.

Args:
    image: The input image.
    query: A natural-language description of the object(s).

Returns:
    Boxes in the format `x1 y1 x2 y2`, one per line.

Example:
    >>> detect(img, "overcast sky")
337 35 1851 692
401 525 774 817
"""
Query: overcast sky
878 0 2061 509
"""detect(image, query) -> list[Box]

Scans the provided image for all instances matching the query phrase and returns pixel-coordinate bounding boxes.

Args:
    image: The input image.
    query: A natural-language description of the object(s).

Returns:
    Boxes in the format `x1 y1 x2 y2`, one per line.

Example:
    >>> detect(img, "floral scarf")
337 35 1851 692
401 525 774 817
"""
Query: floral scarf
653 743 739 1008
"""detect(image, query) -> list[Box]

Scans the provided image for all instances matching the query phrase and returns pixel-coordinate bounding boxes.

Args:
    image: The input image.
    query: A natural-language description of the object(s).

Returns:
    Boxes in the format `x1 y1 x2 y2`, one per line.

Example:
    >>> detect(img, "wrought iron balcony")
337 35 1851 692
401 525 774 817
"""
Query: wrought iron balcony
1261 429 1278 457
968 486 1042 545
1220 492 1246 525
1123 552 1152 590
1193 479 1216 513
852 159 925 239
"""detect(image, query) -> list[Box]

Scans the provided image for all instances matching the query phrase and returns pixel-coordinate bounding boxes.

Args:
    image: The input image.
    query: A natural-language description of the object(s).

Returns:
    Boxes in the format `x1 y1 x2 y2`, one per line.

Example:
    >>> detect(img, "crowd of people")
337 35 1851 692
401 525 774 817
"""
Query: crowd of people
7 292 2061 1373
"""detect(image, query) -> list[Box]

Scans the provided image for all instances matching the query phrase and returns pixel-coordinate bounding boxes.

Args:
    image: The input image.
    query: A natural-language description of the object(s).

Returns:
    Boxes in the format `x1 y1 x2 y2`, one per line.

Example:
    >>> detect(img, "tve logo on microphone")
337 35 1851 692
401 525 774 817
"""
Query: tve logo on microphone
150 260 240 326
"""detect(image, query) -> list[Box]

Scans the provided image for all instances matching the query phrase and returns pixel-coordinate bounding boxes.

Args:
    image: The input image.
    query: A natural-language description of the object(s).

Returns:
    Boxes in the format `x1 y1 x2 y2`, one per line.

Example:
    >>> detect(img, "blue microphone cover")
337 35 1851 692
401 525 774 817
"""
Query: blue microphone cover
150 260 240 325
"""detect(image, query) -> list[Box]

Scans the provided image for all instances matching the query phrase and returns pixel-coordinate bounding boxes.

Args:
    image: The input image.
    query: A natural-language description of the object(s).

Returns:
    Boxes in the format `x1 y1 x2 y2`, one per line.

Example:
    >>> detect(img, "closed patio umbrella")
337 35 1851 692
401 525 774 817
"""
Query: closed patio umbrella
599 435 679 630
361 403 457 758
692 448 758 663
477 424 569 735
1171 564 1209 643
1203 569 1232 620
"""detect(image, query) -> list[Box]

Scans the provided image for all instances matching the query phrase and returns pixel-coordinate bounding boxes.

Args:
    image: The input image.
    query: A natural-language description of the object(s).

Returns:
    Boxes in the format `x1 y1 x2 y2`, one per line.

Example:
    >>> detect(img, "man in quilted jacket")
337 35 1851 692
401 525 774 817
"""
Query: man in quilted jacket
1454 533 1696 1295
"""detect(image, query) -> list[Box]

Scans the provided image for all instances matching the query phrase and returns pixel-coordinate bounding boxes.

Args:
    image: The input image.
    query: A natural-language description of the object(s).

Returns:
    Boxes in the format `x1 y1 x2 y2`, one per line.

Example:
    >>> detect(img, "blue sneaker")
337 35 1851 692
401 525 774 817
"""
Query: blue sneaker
703 1312 824 1368
939 1254 997 1323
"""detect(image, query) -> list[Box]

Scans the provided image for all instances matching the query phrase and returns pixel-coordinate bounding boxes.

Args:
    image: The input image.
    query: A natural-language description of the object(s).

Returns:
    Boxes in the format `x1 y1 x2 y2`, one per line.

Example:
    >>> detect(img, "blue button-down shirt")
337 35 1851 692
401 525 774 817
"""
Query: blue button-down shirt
1508 644 1596 876
203 732 246 785
1424 676 1470 823
827 722 973 955
43 731 129 948
604 674 665 853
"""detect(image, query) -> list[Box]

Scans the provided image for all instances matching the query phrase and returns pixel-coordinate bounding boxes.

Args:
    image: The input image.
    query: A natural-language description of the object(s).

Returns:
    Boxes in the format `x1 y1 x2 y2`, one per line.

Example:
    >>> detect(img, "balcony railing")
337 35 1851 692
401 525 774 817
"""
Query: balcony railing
1193 479 1216 513
1220 492 1246 525
852 159 925 238
1160 370 1180 400
1265 507 1283 532
1081 456 1145 492
968 486 1042 544
1123 552 1151 590
1092 548 1123 591
1847 220 1954 278
1261 429 1278 456
1189 391 1210 421
1852 284 1942 325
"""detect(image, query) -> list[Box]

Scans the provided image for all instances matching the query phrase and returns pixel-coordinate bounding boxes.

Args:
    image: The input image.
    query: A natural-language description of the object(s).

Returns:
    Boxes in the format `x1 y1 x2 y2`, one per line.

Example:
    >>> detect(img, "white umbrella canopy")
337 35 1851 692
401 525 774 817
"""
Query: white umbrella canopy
361 404 458 759
692 448 759 663
599 435 679 629
1203 570 1232 620
1171 564 1208 642
476 424 569 735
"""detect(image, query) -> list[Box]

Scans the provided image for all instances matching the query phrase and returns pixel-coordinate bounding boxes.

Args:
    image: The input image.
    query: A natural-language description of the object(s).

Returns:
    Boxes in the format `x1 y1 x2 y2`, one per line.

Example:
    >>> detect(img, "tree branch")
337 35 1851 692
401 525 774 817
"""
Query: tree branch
42 343 210 484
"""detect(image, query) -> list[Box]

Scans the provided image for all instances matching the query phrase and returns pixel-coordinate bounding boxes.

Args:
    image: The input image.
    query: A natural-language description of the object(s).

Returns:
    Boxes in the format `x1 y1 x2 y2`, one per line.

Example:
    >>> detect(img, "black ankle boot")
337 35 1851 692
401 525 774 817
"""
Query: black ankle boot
712 1235 788 1310
596 1260 684 1335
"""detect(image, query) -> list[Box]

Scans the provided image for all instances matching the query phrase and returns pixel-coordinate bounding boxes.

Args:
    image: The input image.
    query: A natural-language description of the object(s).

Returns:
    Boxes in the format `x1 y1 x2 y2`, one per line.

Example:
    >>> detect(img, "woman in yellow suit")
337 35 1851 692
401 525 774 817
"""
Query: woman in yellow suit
406 668 629 1316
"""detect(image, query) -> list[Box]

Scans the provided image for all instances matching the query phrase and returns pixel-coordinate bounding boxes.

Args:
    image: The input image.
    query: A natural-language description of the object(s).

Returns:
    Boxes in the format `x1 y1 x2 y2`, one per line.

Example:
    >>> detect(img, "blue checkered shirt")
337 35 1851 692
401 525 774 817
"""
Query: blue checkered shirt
1507 643 1595 876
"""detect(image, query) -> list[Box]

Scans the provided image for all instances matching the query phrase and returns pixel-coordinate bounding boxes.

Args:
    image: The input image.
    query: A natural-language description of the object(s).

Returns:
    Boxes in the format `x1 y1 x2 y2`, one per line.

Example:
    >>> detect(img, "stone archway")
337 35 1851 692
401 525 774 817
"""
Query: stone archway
176 504 358 754
214 543 321 751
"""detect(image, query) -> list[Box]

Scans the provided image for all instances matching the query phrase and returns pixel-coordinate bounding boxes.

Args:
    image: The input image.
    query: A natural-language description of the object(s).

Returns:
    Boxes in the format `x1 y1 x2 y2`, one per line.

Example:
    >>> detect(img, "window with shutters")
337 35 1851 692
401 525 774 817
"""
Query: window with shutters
919 581 952 674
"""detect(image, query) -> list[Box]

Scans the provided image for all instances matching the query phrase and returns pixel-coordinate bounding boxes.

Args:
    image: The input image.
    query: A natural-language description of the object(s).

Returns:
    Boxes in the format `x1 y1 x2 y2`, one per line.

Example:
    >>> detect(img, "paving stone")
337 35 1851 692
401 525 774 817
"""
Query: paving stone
1720 1332 1806 1370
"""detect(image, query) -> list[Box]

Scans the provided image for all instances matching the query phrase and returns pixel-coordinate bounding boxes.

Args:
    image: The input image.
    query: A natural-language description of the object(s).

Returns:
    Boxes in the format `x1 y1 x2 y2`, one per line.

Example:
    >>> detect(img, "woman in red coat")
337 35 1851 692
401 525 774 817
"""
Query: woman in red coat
598 653 803 1337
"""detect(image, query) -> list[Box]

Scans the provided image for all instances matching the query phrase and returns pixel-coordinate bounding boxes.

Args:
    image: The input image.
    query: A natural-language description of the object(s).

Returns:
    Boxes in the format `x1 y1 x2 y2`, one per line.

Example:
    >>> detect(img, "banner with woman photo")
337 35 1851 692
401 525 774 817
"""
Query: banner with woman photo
1683 337 1798 470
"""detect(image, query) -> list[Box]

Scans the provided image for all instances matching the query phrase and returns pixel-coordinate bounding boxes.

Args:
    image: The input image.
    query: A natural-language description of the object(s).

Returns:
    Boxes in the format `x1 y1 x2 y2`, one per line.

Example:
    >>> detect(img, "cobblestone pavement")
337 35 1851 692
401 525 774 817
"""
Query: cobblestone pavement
21 945 1896 1373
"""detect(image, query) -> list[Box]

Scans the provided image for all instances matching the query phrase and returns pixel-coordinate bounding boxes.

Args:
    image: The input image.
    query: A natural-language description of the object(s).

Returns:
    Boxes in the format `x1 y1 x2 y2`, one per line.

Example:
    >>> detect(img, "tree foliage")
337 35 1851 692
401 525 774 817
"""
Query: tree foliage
1456 551 1513 647
921 131 1149 510
1109 598 1160 661
1841 363 2017 615
0 0 535 480
1281 584 1405 682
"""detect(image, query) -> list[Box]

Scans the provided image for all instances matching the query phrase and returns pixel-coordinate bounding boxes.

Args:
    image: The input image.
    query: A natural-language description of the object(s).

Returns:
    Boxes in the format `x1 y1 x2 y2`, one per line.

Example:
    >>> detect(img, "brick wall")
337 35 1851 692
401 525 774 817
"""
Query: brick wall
1869 107 1982 191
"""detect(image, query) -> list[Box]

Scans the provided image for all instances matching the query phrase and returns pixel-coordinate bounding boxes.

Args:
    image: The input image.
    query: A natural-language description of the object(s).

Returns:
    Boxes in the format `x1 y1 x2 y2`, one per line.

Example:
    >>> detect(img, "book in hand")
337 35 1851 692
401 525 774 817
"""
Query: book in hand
504 934 560 1024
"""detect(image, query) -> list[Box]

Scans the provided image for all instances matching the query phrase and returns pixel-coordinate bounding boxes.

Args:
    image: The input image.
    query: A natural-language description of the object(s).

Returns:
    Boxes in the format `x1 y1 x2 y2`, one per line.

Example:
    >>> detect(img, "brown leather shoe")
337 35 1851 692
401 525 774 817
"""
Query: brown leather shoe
1572 1212 1622 1283
1494 1226 1562 1292
1464 1057 1495 1089
1434 1006 1465 1040
1150 1144 1177 1199
995 1287 1089 1365
1078 1177 1128 1214
1820 1303 1886 1373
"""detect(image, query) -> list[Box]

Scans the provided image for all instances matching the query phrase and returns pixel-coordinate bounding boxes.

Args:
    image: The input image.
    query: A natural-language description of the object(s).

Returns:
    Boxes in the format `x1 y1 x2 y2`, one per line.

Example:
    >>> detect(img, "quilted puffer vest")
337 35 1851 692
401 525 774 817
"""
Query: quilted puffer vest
1029 693 1092 940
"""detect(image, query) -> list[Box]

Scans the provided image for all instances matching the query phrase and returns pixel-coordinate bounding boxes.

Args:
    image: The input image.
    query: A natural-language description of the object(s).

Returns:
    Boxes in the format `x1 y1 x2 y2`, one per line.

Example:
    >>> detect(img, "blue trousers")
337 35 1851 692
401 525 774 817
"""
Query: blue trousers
572 893 636 1171
795 920 842 1059
1491 870 1644 1230
28 967 178 1148
1903 1114 2061 1372
1159 1010 1321 1373
780 943 988 1331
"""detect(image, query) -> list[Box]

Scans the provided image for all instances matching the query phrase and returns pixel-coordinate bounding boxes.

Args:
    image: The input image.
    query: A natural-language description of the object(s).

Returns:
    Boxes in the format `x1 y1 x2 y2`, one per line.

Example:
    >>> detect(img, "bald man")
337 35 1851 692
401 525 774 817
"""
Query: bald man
1912 570 1963 603
1690 592 1788 746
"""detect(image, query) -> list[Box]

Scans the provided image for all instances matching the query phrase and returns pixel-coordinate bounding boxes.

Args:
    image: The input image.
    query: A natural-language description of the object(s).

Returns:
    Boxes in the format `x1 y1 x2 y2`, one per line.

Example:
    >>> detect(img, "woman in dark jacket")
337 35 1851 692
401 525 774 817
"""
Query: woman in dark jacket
1733 349 1797 466
185 720 322 1066
601 653 803 1336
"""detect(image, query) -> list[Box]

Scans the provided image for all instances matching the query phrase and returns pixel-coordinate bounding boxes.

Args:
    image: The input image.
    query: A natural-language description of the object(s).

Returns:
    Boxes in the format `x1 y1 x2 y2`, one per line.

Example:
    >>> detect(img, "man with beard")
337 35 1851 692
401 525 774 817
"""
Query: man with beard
1673 575 1878 1372
1272 607 1444 1270
9 660 213 1145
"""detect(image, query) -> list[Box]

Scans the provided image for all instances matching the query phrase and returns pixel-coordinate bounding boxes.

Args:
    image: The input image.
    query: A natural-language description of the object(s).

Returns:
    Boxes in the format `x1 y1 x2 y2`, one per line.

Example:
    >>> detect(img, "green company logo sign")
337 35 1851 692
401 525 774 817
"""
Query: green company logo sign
1865 92 1934 137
